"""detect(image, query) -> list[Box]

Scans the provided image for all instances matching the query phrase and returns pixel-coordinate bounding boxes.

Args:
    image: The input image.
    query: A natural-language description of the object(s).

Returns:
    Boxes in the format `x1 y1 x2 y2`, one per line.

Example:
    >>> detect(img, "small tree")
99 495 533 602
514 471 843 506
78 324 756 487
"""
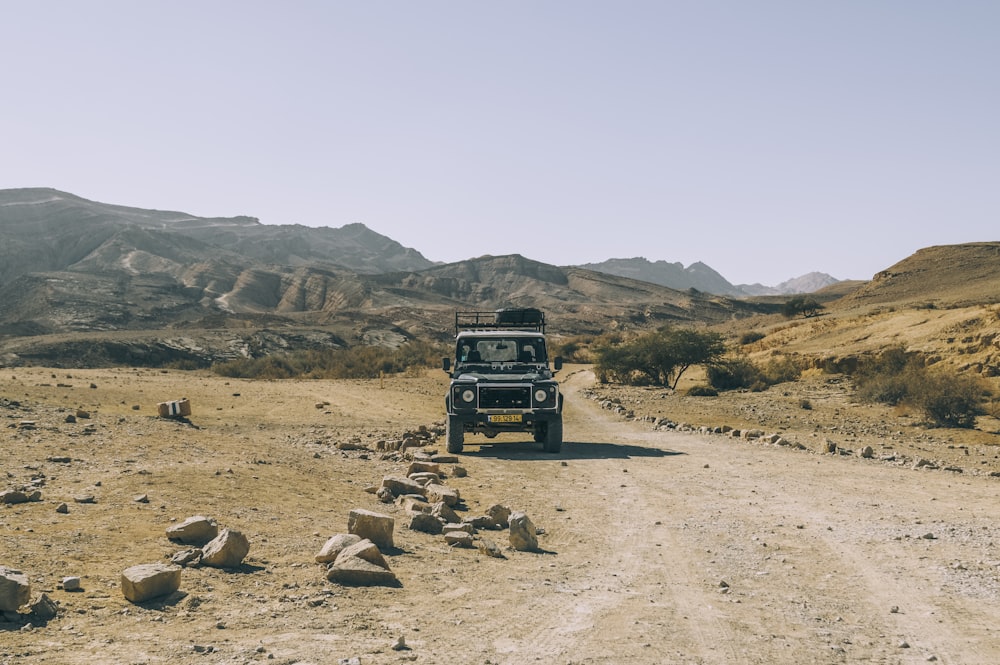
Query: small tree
595 327 726 388
782 296 823 318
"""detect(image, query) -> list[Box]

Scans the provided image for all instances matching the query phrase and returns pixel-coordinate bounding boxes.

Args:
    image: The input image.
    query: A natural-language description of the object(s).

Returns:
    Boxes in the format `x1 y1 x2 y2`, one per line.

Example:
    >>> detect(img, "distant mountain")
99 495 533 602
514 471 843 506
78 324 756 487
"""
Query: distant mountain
577 257 840 296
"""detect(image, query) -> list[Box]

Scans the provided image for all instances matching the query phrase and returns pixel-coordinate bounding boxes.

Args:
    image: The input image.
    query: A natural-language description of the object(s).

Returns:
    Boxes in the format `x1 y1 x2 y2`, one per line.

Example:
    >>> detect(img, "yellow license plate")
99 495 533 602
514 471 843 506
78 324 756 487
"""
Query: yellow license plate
488 414 522 423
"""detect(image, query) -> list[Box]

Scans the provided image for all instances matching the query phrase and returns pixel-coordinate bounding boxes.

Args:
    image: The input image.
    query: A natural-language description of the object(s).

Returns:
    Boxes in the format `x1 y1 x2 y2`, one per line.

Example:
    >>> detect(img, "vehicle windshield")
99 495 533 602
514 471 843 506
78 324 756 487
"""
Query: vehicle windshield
457 337 546 364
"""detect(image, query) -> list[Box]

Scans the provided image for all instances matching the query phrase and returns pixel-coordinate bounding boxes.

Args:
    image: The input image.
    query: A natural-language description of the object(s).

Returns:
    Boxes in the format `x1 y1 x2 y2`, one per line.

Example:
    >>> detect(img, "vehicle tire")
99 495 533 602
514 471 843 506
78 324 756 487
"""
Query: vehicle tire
542 417 562 453
533 424 545 443
446 416 464 454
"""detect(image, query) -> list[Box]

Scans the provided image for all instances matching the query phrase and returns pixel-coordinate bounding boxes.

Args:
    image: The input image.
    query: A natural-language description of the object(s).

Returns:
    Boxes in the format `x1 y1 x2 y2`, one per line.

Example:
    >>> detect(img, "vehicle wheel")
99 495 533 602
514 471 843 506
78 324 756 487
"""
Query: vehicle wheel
533 424 545 443
446 416 464 454
543 418 562 453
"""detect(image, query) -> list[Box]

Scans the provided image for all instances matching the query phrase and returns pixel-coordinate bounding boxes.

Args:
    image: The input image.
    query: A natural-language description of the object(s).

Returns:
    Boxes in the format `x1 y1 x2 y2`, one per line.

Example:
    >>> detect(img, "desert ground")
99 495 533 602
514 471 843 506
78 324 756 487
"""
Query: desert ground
3 364 1000 665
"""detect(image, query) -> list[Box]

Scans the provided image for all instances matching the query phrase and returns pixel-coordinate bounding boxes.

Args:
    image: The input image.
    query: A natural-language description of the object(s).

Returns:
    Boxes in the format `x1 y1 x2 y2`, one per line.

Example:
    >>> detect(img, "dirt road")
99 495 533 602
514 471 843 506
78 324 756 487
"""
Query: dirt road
2 367 1000 664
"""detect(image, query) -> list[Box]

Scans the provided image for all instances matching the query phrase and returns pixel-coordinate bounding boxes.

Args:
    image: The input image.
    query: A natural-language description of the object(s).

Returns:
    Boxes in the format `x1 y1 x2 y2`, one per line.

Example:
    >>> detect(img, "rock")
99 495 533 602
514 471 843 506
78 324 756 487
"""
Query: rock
444 531 474 548
380 475 425 498
61 576 82 592
376 487 395 503
347 509 395 549
29 593 58 620
327 540 397 586
442 523 474 535
0 566 31 612
860 445 874 459
120 563 182 603
55 503 69 514
478 538 506 558
425 483 460 507
133 494 150 503
408 513 444 535
486 504 512 528
73 494 96 504
406 461 442 477
166 516 219 546
408 472 441 486
430 455 459 464
509 512 539 551
0 490 29 505
430 501 460 524
315 534 362 564
396 495 430 513
463 515 499 530
452 466 468 478
201 529 250 568
170 548 203 567
391 636 409 651
326 557 398 587
335 539 390 570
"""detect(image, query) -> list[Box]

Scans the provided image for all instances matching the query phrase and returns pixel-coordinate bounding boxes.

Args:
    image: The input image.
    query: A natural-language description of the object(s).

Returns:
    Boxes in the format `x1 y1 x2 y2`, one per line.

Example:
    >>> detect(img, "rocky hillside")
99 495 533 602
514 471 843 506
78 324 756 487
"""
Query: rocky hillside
579 256 840 295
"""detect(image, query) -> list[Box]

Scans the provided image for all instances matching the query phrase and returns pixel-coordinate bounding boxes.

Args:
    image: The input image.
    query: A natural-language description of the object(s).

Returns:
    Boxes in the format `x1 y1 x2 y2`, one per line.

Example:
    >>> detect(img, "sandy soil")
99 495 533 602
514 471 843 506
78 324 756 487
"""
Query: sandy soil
3 365 1000 665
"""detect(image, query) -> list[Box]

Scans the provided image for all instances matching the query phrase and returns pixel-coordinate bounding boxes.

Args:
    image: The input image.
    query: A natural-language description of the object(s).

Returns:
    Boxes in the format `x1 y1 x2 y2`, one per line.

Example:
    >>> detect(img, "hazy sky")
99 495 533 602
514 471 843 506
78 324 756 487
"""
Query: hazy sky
3 2 997 285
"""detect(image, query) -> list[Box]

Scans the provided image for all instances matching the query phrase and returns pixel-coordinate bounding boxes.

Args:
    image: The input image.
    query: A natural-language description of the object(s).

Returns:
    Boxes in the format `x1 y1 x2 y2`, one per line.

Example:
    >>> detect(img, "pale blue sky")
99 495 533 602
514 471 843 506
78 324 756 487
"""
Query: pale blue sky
3 1 997 285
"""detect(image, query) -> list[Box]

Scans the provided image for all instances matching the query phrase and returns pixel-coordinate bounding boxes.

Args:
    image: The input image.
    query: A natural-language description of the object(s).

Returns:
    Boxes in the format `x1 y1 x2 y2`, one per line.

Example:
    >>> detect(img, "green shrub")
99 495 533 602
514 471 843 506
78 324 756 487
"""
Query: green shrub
909 371 985 428
762 356 803 384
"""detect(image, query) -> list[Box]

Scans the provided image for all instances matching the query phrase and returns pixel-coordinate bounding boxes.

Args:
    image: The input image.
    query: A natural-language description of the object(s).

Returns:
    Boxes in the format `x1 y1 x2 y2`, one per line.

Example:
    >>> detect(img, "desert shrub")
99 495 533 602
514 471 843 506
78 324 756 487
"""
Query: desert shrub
908 371 985 428
705 358 765 391
212 340 445 380
739 331 766 345
782 296 824 318
853 346 986 428
762 356 803 384
686 385 718 397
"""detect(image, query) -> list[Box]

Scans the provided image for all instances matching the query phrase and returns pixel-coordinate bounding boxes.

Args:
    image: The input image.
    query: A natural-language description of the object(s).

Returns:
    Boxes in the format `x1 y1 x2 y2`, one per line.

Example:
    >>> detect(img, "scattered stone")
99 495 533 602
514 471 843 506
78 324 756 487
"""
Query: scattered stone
444 531 474 548
64 414 77 423
391 636 409 651
61 576 82 592
201 529 250 568
486 504 512 529
171 548 203 567
133 494 150 503
921 533 937 540
315 534 362 564
407 461 441 477
430 455 459 464
120 563 182 603
409 513 444 535
509 512 539 552
0 566 31 612
166 515 219 546
452 466 468 478
0 490 29 505
55 502 69 514
430 501 460 524
348 509 395 549
73 494 96 504
396 495 430 513
463 515 499 530
28 593 58 620
381 475 425 498
478 538 505 558
860 445 874 459
442 523 474 535
327 539 398 587
376 486 395 503
424 483 460 507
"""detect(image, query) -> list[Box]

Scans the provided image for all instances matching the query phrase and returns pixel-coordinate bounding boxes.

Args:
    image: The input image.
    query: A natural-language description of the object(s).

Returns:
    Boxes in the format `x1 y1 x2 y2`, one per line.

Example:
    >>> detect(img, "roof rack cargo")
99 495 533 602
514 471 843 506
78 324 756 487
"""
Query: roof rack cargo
455 308 545 333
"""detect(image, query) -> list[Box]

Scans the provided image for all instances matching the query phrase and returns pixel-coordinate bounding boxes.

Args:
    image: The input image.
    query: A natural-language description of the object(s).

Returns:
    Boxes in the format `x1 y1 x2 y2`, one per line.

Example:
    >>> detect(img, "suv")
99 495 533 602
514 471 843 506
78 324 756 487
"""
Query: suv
442 309 563 453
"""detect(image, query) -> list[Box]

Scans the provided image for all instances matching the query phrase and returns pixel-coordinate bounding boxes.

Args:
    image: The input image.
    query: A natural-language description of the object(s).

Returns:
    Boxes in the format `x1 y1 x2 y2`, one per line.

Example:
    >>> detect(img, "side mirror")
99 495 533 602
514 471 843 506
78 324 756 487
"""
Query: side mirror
442 357 451 372
553 356 563 372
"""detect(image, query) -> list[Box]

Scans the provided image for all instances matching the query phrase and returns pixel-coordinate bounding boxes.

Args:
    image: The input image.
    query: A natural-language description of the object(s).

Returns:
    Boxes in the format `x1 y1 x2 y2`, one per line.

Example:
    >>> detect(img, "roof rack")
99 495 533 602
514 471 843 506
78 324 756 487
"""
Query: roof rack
455 308 546 334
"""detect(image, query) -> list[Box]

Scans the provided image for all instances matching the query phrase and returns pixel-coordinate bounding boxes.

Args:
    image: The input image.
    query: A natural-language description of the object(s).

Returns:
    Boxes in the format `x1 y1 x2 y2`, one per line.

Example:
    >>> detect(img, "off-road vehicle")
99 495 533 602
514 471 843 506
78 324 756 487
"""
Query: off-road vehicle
442 308 563 453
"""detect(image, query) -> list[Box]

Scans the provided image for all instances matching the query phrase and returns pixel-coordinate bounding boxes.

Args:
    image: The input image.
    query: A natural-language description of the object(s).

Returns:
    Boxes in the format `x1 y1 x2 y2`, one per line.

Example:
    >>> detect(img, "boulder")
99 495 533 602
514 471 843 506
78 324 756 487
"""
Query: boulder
335 539 389 569
315 534 362 564
406 461 442 477
29 592 59 620
396 495 430 513
478 538 506 559
327 539 397 586
487 504 512 528
166 516 219 546
201 529 250 569
348 509 395 549
62 576 82 592
408 513 444 535
121 563 181 603
0 566 31 612
509 512 538 552
444 532 474 548
430 501 460 524
326 557 398 587
380 476 425 498
425 483 460 507
1 490 29 505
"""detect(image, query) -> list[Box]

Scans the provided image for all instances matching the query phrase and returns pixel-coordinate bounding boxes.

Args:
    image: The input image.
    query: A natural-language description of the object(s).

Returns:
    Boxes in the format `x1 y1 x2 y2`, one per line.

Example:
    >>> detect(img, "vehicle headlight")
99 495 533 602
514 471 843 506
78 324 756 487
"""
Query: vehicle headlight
461 389 476 403
534 388 550 403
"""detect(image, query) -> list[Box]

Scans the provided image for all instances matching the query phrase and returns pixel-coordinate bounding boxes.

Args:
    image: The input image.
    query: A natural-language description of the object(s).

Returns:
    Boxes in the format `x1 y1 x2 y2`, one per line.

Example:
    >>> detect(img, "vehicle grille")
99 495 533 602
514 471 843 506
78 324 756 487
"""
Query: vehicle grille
479 386 531 409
